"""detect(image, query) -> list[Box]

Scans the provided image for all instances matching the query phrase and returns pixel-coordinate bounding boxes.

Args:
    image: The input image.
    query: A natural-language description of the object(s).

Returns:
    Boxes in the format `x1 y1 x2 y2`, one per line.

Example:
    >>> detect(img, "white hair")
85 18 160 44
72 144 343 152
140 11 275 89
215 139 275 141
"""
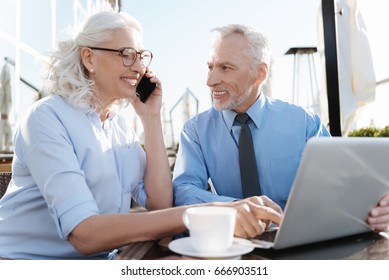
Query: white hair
43 8 142 112
211 24 272 69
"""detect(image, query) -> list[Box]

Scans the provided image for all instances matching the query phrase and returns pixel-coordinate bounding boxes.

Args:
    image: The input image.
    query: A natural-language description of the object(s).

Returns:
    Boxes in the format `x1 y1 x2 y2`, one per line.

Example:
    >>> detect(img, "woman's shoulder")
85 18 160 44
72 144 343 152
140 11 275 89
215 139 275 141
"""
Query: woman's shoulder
31 95 68 109
27 95 83 118
21 95 88 131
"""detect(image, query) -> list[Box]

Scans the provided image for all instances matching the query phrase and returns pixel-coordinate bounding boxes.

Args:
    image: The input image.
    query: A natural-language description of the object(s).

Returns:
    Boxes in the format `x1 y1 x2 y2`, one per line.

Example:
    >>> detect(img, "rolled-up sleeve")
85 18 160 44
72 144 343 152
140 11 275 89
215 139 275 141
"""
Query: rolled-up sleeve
21 104 101 239
173 121 236 206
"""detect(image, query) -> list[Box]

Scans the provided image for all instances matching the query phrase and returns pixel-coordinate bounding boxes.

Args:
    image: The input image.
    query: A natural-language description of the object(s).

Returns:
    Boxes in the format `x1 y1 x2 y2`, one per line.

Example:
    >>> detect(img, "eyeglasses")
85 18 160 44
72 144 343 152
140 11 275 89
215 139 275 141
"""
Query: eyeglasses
88 46 153 67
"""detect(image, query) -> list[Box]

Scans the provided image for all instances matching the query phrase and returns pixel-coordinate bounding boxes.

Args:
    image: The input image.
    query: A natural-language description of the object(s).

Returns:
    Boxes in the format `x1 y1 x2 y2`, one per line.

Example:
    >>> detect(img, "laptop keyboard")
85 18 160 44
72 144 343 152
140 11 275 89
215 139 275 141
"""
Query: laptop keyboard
255 227 278 243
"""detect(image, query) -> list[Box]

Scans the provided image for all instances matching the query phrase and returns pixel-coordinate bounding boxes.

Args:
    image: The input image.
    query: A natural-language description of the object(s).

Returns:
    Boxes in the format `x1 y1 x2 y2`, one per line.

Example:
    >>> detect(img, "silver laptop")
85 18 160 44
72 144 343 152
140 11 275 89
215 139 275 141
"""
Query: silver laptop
254 137 389 250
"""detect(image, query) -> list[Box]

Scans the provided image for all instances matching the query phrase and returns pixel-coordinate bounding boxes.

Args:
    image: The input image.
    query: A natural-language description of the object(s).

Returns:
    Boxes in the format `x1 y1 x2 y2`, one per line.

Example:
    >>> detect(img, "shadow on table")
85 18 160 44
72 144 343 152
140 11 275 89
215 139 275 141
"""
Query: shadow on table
248 232 384 260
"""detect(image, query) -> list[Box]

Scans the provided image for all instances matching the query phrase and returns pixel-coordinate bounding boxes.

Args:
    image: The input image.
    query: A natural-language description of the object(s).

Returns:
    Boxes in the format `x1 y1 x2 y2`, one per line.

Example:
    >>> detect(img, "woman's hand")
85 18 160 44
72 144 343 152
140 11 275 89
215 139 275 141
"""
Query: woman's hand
131 68 163 121
131 68 172 210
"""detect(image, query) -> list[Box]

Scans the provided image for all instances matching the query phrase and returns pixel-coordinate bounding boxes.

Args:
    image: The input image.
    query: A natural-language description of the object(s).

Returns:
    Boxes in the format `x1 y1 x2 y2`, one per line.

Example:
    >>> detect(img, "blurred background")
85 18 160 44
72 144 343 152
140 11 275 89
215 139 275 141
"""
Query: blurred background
1 0 388 152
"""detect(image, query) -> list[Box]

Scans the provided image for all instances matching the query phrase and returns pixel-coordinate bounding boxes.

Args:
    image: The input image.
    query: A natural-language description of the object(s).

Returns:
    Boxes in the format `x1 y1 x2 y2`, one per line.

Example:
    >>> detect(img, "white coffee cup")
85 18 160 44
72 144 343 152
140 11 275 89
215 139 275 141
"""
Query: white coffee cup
182 206 237 253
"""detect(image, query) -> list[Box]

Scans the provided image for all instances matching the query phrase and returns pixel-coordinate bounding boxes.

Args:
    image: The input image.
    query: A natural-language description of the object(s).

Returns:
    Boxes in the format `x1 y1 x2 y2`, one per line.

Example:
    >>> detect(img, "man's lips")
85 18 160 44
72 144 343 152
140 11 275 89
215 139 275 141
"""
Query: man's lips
212 90 228 97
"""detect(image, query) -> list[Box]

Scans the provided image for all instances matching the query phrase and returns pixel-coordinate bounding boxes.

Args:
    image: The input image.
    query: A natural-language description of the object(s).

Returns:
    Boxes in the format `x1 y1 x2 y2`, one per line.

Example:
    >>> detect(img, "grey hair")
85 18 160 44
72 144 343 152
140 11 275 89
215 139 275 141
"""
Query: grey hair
211 24 272 70
43 9 142 112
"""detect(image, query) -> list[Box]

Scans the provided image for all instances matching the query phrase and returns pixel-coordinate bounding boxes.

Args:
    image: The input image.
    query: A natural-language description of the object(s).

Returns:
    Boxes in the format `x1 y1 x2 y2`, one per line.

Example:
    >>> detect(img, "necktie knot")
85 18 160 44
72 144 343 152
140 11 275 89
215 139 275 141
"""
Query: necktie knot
235 113 251 125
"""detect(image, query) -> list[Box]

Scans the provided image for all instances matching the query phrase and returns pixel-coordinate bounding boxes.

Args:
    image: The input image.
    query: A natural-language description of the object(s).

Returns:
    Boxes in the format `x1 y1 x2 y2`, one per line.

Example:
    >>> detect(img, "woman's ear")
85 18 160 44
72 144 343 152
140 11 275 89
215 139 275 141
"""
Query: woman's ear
80 47 94 74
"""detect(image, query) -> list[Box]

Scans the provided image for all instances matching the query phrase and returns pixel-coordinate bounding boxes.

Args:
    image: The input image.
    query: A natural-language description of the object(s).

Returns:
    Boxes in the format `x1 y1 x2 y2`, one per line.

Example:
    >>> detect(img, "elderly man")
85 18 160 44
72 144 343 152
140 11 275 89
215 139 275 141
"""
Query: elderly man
172 23 389 232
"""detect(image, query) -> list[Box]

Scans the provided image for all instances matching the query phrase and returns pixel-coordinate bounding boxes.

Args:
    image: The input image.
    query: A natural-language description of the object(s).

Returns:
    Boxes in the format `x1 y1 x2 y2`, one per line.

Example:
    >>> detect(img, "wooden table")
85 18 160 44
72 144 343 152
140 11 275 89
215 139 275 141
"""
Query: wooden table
0 153 12 172
116 232 389 260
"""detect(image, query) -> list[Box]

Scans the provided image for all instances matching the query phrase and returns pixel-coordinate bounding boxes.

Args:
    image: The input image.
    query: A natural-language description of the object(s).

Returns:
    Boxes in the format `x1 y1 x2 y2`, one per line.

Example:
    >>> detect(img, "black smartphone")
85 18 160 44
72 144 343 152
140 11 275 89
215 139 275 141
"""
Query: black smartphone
136 74 156 103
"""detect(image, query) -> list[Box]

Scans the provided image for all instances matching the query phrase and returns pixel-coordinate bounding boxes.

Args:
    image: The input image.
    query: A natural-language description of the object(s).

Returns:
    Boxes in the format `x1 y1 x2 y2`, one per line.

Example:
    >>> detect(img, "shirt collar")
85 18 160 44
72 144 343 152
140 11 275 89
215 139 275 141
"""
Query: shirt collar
222 93 265 131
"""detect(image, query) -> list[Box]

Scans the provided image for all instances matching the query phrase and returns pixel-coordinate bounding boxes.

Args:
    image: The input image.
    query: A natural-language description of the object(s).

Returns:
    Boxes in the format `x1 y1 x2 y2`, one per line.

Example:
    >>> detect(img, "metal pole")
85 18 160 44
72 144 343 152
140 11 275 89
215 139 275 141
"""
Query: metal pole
321 0 342 136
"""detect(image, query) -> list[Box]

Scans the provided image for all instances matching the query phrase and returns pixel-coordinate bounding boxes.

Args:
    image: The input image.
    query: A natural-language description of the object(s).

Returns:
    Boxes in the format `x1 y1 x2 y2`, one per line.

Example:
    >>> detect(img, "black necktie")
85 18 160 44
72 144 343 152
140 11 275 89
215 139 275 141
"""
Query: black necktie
235 113 262 197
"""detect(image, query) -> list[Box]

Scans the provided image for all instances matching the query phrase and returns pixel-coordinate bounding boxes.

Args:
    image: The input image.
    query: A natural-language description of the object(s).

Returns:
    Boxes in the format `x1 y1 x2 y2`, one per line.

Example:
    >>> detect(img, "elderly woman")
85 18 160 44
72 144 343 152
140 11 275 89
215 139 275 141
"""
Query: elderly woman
0 9 281 259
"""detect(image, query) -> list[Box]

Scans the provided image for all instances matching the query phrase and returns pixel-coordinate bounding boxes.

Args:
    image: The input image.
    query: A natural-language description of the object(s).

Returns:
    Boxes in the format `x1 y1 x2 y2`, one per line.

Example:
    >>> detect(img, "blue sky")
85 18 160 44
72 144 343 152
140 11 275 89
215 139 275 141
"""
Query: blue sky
1 0 389 138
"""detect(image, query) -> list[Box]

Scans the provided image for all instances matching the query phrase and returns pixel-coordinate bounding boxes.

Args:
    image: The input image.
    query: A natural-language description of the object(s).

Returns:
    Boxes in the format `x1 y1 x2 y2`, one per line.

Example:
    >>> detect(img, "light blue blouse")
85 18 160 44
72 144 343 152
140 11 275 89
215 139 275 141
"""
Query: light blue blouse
0 95 147 259
173 94 331 209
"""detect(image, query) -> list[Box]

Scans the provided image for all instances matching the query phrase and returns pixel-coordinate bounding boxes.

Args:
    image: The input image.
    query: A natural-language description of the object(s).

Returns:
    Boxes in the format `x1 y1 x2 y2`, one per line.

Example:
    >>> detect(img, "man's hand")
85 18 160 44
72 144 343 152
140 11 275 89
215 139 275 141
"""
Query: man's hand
231 196 283 239
368 194 389 232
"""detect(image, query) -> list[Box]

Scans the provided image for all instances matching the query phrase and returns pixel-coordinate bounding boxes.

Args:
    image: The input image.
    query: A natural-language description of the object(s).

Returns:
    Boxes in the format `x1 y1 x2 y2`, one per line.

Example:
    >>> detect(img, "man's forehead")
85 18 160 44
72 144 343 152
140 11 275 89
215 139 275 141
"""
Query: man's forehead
207 56 235 66
208 37 249 65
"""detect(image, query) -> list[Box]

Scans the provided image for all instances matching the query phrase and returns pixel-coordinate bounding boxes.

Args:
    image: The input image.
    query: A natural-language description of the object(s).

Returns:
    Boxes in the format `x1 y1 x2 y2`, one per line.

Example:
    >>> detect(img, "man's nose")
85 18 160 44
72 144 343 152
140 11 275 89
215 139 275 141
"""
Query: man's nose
206 70 221 87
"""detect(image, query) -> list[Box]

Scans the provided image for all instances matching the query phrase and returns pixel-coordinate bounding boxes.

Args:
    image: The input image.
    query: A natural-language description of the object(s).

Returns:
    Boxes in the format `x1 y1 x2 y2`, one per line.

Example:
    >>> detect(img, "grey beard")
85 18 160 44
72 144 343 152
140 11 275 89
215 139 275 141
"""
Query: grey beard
213 87 252 111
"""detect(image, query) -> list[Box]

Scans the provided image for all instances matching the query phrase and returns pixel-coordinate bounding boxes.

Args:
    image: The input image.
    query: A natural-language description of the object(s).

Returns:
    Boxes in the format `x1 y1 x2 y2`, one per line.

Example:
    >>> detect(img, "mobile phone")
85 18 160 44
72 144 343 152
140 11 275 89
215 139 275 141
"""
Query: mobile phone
136 74 156 103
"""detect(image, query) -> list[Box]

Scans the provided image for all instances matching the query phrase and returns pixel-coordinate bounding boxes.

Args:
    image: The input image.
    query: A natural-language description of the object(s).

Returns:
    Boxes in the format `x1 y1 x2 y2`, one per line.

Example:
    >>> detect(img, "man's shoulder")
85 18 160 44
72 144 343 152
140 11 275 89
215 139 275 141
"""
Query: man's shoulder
181 108 224 139
265 95 312 114
187 107 222 125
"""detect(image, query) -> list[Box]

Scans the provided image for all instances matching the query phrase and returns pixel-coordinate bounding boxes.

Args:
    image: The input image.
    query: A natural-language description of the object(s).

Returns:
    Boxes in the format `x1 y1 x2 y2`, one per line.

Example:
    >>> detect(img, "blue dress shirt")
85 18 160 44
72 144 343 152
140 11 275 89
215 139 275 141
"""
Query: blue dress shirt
0 95 147 259
173 94 330 209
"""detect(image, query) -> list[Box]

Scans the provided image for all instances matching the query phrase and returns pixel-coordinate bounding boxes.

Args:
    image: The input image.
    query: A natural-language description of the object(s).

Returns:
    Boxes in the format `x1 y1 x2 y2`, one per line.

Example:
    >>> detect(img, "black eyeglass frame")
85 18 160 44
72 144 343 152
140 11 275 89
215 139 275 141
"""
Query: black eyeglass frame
88 46 153 67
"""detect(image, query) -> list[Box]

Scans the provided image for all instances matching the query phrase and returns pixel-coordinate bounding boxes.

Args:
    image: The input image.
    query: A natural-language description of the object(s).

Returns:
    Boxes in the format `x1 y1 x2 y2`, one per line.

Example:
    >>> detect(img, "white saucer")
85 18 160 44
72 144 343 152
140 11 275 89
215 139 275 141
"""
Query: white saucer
168 237 254 259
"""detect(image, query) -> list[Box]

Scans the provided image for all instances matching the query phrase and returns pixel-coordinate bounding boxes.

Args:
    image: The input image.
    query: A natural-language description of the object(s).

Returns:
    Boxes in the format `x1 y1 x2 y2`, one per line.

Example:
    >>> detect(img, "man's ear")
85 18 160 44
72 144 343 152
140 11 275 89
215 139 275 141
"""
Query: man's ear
80 47 94 73
255 63 268 84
